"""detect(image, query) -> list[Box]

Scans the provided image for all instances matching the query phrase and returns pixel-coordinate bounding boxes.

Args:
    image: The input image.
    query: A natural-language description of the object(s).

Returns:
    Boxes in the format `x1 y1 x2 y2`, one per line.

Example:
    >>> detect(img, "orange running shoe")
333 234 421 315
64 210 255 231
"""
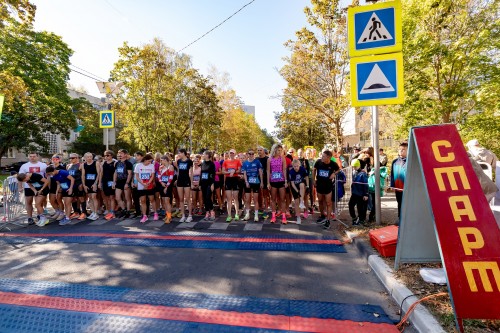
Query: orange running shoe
69 212 79 219
77 213 86 220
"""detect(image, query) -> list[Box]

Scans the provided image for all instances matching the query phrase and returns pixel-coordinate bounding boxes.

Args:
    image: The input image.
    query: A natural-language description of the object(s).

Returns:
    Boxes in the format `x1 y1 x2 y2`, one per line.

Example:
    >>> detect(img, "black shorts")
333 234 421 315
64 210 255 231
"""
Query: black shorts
24 188 35 197
31 187 49 197
244 183 261 193
177 178 191 188
49 179 58 194
316 184 333 195
214 181 222 189
139 189 155 197
159 185 173 198
191 185 201 192
270 181 285 189
115 180 127 190
290 185 301 200
225 177 239 191
102 180 115 197
84 181 97 194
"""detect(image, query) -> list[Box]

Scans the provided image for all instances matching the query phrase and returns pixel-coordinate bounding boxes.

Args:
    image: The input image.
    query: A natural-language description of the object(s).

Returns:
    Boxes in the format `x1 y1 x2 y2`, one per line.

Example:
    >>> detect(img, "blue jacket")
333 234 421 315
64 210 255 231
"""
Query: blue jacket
351 170 368 197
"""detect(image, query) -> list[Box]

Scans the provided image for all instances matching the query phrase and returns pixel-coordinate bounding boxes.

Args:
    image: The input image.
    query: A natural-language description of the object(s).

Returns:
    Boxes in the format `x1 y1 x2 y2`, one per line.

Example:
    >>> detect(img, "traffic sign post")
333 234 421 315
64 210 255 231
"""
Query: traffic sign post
350 53 404 107
348 0 402 57
99 111 114 129
348 0 403 227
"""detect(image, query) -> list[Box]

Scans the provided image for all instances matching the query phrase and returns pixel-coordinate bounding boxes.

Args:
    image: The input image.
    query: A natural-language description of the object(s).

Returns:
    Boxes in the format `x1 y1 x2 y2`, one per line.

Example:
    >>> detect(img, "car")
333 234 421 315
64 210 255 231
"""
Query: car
1 161 28 173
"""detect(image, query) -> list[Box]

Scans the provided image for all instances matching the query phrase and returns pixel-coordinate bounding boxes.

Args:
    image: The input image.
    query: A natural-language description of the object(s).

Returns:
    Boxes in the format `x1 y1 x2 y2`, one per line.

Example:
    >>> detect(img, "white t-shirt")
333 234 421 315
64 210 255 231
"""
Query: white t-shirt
134 163 155 190
19 162 47 189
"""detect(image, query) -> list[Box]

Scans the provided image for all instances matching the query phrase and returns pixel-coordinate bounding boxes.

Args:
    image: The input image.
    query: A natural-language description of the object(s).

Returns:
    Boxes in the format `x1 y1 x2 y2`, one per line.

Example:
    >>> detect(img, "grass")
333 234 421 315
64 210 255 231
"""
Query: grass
0 175 8 191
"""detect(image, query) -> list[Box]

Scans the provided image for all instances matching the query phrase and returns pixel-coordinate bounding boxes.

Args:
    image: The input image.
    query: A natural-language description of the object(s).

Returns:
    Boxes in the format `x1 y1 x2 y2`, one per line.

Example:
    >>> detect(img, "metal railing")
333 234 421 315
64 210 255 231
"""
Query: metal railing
1 177 27 231
333 166 353 227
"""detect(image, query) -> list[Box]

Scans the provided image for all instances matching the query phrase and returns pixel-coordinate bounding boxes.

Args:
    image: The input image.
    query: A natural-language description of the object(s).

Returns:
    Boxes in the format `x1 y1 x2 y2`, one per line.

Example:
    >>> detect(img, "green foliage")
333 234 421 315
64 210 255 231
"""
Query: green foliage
0 18 76 165
460 110 500 156
393 0 500 141
278 0 351 148
0 0 35 27
110 39 222 153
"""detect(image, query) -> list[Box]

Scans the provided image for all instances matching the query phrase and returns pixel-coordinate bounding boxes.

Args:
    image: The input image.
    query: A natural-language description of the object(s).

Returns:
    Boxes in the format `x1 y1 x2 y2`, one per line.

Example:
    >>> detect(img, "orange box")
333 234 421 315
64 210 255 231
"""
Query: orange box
369 225 399 257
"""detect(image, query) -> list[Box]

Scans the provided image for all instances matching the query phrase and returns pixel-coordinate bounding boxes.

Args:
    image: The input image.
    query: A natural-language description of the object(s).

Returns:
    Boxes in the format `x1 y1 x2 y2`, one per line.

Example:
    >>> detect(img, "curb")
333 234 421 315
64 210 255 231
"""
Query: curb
353 238 446 333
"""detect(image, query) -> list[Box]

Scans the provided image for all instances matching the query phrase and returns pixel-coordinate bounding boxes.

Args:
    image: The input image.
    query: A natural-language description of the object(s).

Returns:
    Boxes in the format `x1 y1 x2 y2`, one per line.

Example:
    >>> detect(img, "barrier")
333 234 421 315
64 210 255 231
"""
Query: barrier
0 177 26 231
333 166 352 227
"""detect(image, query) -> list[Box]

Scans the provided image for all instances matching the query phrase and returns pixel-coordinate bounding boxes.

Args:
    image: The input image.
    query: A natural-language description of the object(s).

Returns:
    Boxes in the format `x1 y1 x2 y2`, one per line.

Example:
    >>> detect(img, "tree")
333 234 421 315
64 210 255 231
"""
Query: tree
278 0 352 148
110 39 222 153
0 0 35 27
0 18 76 166
393 0 500 140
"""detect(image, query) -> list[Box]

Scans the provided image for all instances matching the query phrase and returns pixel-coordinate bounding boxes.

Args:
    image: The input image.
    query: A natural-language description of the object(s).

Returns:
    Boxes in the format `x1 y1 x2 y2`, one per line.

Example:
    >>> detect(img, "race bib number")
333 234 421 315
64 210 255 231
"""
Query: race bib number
295 175 302 184
161 176 169 183
178 163 187 170
193 175 200 182
201 173 209 180
140 173 150 180
248 177 258 184
117 167 124 174
69 170 76 176
271 171 283 180
60 183 69 190
31 182 42 188
107 181 114 187
318 170 329 178
86 174 96 180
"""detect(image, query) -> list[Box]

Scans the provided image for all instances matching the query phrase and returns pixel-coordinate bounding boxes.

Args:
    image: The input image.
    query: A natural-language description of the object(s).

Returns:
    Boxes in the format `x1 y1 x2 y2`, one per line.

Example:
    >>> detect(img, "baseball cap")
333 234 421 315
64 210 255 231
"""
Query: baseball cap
467 139 479 147
229 149 236 154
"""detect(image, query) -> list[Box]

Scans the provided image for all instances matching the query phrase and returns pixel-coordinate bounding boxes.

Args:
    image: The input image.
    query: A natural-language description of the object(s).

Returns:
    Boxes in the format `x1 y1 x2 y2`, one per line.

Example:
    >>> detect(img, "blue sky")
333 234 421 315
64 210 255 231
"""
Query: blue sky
30 0 316 133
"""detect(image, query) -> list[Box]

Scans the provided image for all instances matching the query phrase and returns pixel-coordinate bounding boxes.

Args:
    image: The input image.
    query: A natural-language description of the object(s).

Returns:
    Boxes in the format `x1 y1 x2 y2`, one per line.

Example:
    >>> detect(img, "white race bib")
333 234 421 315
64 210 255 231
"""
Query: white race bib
248 177 258 184
318 170 329 178
86 174 96 180
271 171 283 180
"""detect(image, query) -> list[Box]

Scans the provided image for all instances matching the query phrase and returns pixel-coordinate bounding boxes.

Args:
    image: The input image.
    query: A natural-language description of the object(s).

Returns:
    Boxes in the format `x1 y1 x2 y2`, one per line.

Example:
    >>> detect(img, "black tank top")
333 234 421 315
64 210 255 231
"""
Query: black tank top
102 161 116 181
83 161 98 184
68 163 82 183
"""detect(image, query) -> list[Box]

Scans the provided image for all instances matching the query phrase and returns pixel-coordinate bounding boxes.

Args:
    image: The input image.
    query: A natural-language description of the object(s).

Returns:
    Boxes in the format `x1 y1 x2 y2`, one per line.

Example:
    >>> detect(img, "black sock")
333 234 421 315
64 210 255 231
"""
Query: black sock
81 202 87 214
72 202 81 214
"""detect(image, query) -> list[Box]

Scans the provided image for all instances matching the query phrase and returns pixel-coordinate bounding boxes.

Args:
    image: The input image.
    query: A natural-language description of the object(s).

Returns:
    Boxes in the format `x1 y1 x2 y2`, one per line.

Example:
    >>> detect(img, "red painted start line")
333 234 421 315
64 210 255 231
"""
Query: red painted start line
0 232 343 245
0 291 398 333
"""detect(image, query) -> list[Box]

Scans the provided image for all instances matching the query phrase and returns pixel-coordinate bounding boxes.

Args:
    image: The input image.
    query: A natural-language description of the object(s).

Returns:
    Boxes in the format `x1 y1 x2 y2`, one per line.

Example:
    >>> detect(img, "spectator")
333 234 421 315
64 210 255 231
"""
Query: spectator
389 141 408 225
466 139 498 169
349 159 369 226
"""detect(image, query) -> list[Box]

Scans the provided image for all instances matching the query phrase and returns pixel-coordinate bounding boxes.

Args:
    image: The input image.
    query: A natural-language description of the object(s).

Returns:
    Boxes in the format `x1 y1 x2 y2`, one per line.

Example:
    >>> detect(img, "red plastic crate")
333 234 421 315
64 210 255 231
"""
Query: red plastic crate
369 225 399 257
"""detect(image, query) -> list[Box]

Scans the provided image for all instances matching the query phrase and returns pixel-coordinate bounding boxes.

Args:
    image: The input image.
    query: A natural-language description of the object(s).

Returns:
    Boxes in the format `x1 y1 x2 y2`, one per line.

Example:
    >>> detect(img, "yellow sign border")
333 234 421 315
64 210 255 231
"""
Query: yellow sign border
350 52 404 107
348 0 402 57
99 110 114 129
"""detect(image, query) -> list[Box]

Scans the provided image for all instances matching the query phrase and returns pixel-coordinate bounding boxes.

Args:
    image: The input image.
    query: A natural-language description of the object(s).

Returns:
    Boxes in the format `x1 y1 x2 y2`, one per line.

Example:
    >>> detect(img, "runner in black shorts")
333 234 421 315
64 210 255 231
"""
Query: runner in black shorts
48 155 66 221
222 149 242 222
242 149 263 222
157 155 175 223
101 150 116 220
174 149 193 222
82 152 101 221
17 172 50 226
67 154 86 220
313 150 339 230
114 149 134 218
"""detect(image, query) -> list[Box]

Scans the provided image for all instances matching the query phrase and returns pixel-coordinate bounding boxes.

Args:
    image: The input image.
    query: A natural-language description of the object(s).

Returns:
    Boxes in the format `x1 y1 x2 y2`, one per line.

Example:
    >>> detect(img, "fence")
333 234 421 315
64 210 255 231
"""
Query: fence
333 166 353 227
0 177 26 231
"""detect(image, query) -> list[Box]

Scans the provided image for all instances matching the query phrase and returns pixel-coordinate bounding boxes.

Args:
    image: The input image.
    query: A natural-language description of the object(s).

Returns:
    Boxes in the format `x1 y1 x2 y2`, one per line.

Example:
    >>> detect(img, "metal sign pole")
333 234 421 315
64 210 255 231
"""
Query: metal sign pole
372 105 381 224
106 128 109 150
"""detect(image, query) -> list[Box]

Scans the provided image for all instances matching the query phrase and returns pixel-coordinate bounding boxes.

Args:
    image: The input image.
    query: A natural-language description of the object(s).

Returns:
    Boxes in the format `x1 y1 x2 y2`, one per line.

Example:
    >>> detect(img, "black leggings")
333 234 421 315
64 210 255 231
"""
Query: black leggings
202 184 214 212
348 194 368 221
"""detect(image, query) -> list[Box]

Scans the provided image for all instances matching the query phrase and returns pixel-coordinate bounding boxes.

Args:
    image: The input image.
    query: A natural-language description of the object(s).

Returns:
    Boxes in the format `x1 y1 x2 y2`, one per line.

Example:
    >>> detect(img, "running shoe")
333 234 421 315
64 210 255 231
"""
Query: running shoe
186 215 193 223
286 212 292 218
56 212 65 221
281 213 287 224
36 216 46 227
262 212 269 219
179 216 186 223
78 213 87 220
164 215 171 224
303 211 309 219
59 217 71 226
234 215 239 221
352 217 360 226
49 211 59 219
153 213 159 221
209 216 216 221
242 212 250 221
69 212 79 219
140 215 148 223
299 201 305 209
296 216 301 225
27 217 35 225
254 214 259 222
202 212 210 222
105 212 115 220
226 216 232 223
43 208 49 215
270 212 276 223
316 216 327 224
323 220 331 230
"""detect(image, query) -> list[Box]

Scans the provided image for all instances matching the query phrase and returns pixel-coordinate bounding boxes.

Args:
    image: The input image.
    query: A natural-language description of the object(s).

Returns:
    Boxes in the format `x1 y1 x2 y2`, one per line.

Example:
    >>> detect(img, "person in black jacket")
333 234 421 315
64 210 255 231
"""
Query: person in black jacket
200 150 216 221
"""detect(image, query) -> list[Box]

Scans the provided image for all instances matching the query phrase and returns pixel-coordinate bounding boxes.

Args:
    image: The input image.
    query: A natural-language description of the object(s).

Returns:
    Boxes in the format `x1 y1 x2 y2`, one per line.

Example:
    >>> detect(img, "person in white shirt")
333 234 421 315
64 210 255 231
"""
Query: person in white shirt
18 152 47 225
134 153 158 223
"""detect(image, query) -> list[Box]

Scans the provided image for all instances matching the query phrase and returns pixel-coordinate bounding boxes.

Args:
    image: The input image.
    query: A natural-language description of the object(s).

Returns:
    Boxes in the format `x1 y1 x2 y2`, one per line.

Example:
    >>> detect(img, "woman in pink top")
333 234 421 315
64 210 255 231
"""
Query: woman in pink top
267 143 288 224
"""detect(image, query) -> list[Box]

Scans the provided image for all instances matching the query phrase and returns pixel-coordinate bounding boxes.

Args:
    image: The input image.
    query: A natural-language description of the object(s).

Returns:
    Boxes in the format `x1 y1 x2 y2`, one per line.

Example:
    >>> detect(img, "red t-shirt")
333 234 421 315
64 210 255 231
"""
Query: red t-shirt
223 159 242 178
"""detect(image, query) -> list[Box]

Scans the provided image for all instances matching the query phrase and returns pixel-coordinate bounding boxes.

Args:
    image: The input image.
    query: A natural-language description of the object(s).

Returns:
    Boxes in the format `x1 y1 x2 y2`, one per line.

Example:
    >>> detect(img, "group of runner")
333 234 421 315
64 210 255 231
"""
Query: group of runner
15 144 344 229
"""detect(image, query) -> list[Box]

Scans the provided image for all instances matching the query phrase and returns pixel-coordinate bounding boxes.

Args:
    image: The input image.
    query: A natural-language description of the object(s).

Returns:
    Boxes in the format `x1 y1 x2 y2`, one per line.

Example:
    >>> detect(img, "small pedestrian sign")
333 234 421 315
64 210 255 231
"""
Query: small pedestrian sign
99 110 114 128
350 53 404 107
348 0 402 57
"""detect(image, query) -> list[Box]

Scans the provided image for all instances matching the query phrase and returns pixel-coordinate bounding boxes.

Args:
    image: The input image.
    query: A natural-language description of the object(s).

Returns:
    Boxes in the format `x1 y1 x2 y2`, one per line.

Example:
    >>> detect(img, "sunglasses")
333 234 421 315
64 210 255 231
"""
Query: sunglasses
230 152 235 154
248 153 254 155
70 157 77 159
104 154 111 157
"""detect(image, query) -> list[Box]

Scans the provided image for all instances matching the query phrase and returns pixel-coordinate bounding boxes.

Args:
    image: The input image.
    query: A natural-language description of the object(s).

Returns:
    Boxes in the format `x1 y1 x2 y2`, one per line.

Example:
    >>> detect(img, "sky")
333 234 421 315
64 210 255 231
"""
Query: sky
30 0 315 133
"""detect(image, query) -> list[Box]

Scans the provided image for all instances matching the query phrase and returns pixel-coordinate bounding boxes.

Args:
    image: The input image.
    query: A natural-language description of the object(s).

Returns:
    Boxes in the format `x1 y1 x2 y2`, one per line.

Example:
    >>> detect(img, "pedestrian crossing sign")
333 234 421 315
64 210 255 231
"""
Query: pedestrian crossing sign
348 0 402 57
99 110 114 128
350 53 404 107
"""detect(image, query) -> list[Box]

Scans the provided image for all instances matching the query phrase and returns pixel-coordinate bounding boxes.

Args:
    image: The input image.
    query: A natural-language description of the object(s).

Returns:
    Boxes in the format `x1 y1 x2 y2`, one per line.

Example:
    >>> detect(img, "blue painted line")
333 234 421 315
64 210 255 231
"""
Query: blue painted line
0 304 299 333
0 278 393 324
1 236 346 253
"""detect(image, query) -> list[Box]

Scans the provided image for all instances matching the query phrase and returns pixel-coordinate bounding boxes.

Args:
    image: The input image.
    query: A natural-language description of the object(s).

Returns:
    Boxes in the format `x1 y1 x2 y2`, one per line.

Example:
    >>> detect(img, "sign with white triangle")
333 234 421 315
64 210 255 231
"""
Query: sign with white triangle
360 64 395 94
357 13 393 44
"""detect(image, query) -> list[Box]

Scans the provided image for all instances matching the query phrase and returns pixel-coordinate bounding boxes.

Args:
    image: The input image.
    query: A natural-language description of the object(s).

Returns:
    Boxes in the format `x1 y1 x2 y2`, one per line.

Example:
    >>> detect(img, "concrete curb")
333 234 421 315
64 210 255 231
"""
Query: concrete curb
351 238 445 333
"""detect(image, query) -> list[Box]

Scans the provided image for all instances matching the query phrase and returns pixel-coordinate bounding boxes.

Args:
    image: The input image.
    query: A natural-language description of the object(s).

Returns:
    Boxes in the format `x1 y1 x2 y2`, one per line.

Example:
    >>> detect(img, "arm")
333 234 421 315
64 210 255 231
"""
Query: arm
266 159 271 187
282 158 288 187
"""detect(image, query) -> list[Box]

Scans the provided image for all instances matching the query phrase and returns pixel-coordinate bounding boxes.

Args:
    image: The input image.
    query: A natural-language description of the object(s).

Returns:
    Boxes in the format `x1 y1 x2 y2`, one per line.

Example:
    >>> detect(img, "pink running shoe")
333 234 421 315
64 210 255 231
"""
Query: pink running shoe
281 213 287 224
153 213 159 221
140 215 148 223
270 212 276 223
303 211 309 219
